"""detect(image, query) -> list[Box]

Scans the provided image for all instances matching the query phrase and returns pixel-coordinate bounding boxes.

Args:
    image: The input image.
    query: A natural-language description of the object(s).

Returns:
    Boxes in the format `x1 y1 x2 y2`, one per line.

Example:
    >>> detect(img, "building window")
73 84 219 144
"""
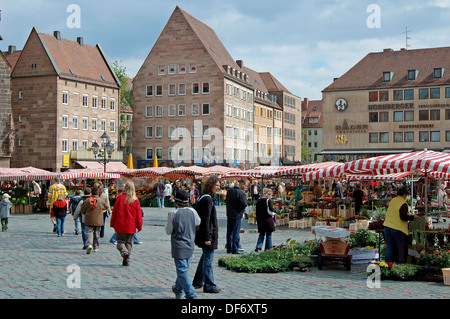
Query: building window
155 126 163 138
178 104 186 116
419 131 429 142
146 148 153 160
168 64 176 75
189 63 197 73
446 131 450 142
394 111 403 122
92 118 98 131
202 82 210 94
430 88 440 99
191 103 200 116
369 91 378 102
178 126 186 138
73 116 78 129
419 110 429 121
73 92 80 106
404 89 414 100
446 87 450 98
379 91 389 101
62 115 69 128
158 65 165 75
379 132 389 143
202 125 210 137
178 64 186 74
393 90 403 101
202 103 210 115
168 84 176 96
430 109 440 121
146 85 153 96
82 117 88 130
155 148 163 159
369 133 378 143
192 82 199 95
156 85 163 96
168 126 176 139
430 131 440 142
92 96 98 109
419 88 429 99
191 125 199 138
146 105 153 117
18 91 23 99
383 71 392 82
101 97 107 109
433 68 443 79
72 139 78 151
146 126 153 138
405 132 414 142
62 139 68 153
62 91 69 105
110 99 116 111
407 69 418 81
369 112 378 123
168 104 176 117
155 105 163 117
178 84 186 95
394 132 403 143
82 140 89 151
404 111 414 121
446 109 450 120
82 94 89 107
379 112 389 122
110 120 116 133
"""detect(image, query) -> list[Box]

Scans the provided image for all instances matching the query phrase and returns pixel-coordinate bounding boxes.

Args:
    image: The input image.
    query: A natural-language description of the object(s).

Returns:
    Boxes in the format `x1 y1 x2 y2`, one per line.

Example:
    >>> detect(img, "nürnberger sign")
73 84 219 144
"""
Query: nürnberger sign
368 103 414 111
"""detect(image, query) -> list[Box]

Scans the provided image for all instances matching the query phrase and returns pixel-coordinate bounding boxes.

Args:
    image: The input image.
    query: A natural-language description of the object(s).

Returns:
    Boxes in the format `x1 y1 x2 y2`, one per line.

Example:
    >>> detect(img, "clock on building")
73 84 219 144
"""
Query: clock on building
335 98 348 111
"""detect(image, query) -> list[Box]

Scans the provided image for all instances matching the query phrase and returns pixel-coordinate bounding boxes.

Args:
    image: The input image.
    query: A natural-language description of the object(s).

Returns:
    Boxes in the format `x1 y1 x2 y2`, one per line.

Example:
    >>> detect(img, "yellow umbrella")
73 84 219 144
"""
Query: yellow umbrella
127 154 133 169
153 156 158 167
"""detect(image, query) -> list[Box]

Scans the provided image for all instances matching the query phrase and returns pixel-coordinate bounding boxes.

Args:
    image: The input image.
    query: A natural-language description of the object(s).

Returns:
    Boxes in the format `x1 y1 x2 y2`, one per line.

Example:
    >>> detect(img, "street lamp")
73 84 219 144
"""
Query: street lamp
91 132 114 177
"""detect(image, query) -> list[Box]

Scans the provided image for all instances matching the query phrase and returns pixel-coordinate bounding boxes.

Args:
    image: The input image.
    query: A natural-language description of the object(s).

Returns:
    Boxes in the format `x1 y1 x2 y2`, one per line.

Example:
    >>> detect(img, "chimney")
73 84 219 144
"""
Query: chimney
7 45 16 56
383 48 393 52
236 60 244 68
54 31 61 41
77 37 84 47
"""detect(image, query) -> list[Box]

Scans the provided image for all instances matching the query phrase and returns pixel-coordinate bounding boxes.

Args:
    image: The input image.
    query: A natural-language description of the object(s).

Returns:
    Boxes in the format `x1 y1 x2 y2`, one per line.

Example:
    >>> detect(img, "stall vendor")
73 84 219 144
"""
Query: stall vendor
383 187 420 264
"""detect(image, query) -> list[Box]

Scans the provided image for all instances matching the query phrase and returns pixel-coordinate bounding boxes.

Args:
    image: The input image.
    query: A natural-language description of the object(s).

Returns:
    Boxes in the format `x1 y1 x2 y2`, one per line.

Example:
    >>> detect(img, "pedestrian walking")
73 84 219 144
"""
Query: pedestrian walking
73 188 91 249
192 176 222 294
189 182 199 204
110 180 143 266
225 179 247 254
95 181 111 238
352 184 364 215
69 190 82 235
0 194 12 231
166 190 201 299
164 180 172 208
52 194 68 237
154 179 165 208
255 188 276 252
80 187 108 254
47 177 68 233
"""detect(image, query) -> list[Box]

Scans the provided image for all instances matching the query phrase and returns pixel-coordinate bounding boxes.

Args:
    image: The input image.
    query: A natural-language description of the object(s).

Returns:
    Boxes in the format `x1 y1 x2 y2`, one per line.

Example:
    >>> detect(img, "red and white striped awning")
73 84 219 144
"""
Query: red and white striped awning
303 150 450 181
274 162 341 176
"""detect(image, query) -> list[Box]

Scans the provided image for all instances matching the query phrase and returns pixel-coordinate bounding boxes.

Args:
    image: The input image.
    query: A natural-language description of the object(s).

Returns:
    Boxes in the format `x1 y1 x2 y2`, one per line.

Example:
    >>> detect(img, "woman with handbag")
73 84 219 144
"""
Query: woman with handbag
254 188 276 252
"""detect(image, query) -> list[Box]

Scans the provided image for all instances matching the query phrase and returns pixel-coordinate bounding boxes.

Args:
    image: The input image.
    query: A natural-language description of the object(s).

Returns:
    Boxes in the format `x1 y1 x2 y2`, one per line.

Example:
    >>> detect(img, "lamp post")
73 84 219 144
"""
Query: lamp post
91 132 114 187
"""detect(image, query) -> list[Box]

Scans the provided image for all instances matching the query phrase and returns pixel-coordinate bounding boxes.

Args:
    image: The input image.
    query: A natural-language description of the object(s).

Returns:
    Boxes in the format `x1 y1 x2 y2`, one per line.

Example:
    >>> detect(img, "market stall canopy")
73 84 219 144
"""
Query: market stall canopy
63 168 121 179
76 161 128 171
303 150 450 181
345 170 422 181
274 161 341 176
0 167 72 181
224 166 286 179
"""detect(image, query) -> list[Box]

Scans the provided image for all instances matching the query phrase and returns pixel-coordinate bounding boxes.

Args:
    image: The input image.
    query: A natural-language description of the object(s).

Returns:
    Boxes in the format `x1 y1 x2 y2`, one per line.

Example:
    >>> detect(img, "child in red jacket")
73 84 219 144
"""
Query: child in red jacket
52 195 68 237
110 180 143 266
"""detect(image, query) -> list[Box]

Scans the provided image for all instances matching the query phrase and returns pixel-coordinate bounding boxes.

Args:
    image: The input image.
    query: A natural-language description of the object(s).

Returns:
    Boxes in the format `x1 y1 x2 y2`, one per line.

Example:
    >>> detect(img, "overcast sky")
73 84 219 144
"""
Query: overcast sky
2 0 450 100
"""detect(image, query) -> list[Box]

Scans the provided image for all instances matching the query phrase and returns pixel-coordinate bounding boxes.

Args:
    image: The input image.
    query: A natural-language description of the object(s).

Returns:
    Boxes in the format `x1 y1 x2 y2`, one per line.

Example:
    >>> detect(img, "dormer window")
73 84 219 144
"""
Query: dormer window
407 69 418 81
433 67 444 79
382 71 392 82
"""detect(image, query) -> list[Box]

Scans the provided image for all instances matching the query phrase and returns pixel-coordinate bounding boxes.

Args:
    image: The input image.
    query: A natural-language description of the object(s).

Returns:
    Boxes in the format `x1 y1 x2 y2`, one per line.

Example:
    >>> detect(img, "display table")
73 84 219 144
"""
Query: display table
312 225 350 239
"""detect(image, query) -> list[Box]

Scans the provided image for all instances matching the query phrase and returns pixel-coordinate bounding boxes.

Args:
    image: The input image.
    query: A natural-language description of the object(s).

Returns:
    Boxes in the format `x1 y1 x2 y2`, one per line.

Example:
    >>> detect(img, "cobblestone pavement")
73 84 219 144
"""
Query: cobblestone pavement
0 206 449 301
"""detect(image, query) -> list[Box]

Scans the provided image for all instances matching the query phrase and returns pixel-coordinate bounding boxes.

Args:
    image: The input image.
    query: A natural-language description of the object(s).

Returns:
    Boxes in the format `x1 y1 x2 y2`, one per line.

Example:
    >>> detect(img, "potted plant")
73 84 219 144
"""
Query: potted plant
390 264 420 281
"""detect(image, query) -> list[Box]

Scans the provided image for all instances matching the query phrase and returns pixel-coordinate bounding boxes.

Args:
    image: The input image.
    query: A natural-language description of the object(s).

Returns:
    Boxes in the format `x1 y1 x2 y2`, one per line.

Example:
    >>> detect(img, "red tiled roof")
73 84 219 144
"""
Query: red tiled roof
259 72 291 94
324 47 450 92
2 50 21 70
302 99 322 128
38 30 119 88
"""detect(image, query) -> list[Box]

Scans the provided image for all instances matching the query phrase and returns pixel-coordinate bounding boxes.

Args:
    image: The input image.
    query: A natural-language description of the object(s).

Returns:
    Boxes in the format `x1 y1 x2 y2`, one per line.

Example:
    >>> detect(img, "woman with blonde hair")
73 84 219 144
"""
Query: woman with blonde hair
110 180 143 266
254 188 276 252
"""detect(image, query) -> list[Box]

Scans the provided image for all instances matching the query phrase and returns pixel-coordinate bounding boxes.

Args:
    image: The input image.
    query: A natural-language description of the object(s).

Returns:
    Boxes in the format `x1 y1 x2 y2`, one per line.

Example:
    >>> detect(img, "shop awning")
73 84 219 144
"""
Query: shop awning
76 161 127 171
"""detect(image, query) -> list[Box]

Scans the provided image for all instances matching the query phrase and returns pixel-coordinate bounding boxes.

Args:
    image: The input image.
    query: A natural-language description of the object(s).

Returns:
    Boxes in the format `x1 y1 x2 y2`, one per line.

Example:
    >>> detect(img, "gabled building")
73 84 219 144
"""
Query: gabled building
133 6 302 168
9 27 122 171
0 51 13 167
321 47 450 161
301 98 323 163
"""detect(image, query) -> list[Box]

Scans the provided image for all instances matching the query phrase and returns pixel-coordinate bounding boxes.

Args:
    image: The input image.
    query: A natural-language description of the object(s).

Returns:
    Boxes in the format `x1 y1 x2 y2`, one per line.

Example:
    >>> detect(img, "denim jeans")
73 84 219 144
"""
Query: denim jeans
384 226 408 264
74 215 81 233
157 195 164 208
256 232 272 251
55 216 65 236
173 258 196 299
81 223 86 247
193 248 216 291
226 218 242 253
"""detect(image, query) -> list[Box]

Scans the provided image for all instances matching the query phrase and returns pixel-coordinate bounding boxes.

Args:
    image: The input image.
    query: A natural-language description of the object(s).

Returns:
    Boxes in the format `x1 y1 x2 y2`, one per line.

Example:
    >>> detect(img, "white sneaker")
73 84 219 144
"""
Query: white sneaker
86 245 93 254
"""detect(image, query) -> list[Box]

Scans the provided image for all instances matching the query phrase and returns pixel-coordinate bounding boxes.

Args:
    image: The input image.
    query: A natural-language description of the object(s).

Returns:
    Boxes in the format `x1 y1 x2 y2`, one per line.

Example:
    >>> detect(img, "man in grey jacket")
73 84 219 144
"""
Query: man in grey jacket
165 190 201 299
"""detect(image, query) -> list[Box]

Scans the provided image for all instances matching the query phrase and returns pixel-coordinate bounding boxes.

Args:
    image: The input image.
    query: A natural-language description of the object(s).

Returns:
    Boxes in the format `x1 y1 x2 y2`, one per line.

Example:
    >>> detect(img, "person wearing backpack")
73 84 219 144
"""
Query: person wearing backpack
80 187 108 254
69 190 82 235
192 176 222 294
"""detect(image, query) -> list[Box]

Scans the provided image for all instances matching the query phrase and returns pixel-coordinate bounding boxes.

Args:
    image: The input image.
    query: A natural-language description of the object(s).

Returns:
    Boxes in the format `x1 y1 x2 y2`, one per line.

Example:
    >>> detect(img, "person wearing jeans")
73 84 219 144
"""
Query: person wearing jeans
166 190 200 299
225 179 248 254
192 176 222 294
154 179 166 208
255 188 276 252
